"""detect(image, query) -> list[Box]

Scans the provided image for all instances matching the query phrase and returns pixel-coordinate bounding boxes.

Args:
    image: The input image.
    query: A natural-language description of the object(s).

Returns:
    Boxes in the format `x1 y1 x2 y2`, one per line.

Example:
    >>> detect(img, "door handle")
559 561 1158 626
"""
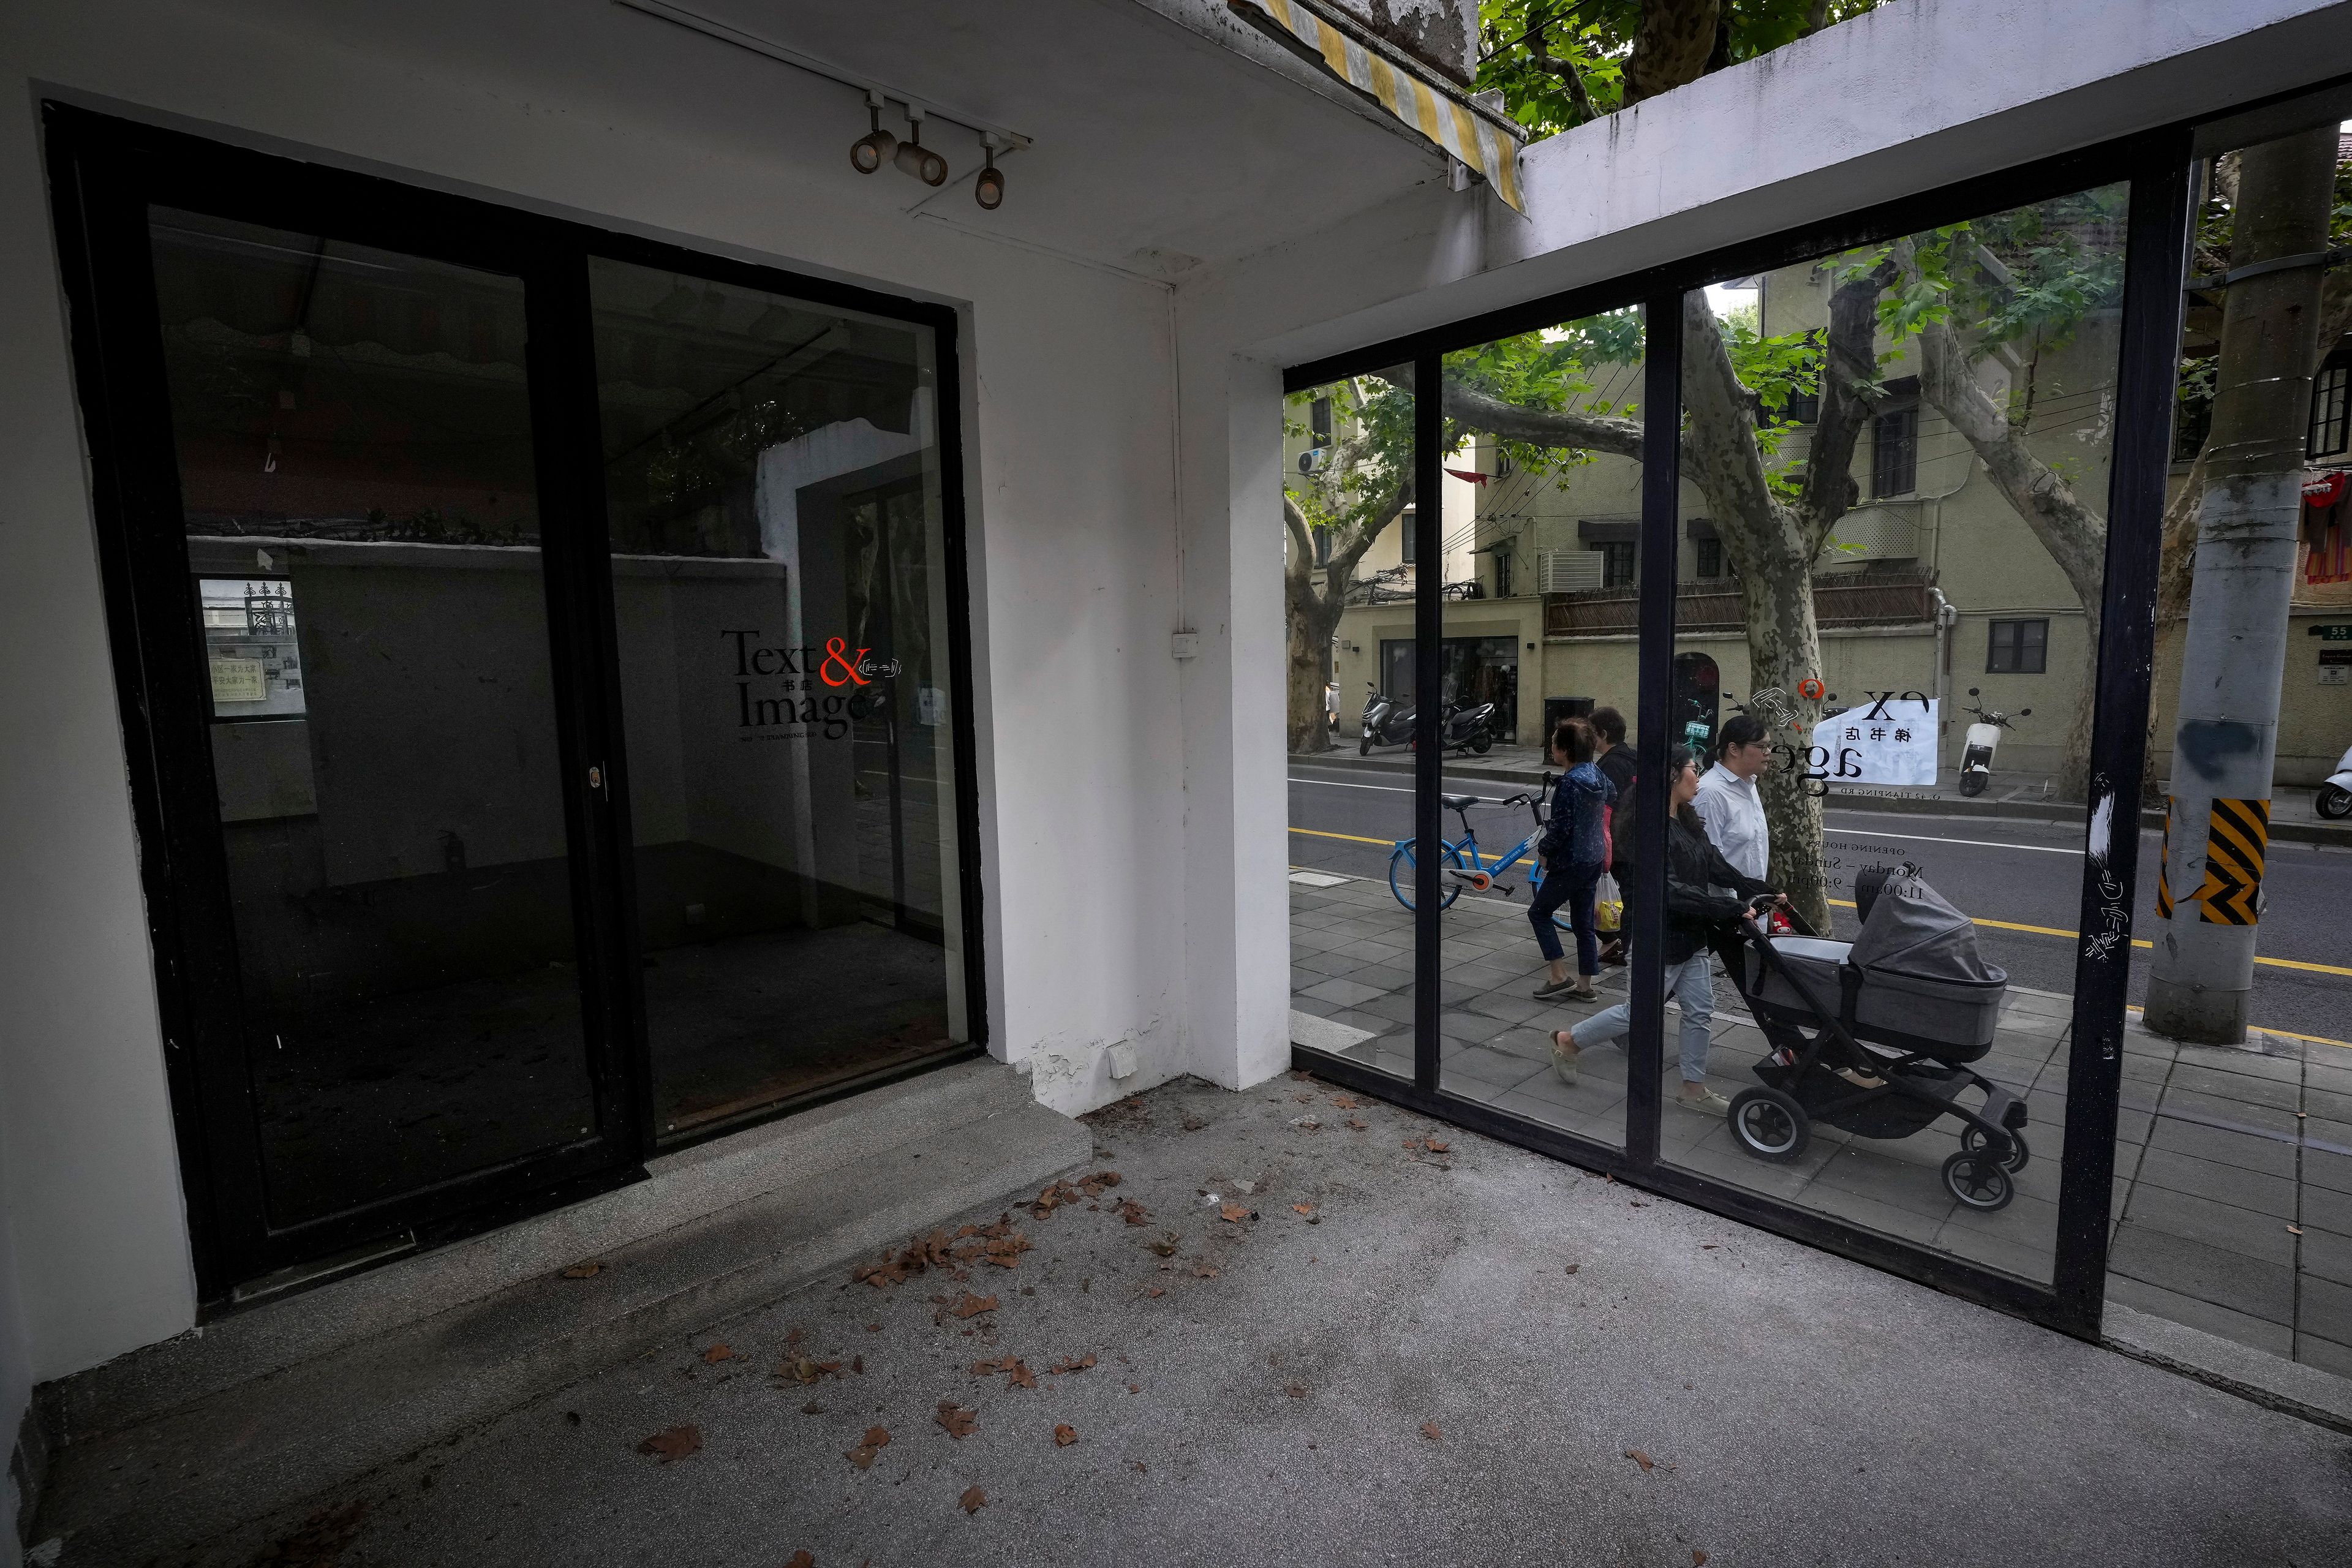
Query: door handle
587 764 607 796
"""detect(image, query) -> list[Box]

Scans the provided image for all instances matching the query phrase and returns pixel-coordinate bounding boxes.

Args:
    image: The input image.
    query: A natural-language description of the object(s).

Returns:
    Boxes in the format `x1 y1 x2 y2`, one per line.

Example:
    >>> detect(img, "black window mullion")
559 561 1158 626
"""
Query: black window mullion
1627 296 1683 1169
2049 138 2196 1335
1413 353 1444 1092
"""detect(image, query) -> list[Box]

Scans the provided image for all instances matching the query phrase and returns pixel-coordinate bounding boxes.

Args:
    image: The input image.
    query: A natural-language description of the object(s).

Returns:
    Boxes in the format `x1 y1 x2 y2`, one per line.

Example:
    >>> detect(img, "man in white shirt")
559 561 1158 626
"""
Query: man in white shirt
1694 713 1773 881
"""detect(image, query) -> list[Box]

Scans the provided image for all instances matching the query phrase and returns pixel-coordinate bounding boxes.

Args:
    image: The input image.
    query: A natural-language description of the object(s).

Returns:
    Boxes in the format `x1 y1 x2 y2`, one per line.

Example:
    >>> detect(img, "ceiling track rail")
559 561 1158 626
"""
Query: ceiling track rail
613 0 1035 151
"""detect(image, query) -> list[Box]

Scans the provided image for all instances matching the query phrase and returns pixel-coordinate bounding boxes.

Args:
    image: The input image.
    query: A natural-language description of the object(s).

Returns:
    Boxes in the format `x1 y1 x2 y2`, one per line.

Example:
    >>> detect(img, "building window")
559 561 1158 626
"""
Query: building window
1494 549 1513 598
1694 537 1724 580
1987 617 2048 674
1400 504 1416 564
1872 405 1918 497
1597 540 1637 588
2312 360 2350 459
1310 395 1333 448
1779 384 1820 424
1311 525 1332 567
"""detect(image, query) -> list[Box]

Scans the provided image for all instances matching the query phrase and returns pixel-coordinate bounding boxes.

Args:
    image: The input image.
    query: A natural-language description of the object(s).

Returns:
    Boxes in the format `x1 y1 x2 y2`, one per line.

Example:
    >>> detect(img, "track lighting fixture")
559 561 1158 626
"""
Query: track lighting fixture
850 91 895 175
892 108 948 186
974 135 1005 211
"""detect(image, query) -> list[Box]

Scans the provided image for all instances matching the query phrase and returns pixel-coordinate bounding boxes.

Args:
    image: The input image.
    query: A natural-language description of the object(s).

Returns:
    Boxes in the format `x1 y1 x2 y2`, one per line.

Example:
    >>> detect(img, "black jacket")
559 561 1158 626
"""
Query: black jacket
1596 745 1637 869
1646 812 1774 967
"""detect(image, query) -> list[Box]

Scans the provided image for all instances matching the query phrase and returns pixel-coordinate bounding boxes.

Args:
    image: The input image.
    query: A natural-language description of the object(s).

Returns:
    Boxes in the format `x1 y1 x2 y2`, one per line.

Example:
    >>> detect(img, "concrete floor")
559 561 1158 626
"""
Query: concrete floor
162 1074 2350 1567
1290 872 2352 1377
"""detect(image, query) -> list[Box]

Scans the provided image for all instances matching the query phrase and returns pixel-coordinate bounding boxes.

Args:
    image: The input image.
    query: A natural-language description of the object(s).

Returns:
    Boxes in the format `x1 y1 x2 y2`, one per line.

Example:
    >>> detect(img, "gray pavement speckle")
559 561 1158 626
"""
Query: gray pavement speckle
160 1075 2352 1568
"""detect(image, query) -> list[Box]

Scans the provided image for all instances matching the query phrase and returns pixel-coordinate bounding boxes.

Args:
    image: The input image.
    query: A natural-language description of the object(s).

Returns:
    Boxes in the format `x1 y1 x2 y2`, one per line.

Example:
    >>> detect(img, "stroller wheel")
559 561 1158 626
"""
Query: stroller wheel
1942 1150 2014 1212
1961 1125 2030 1172
1728 1087 1809 1163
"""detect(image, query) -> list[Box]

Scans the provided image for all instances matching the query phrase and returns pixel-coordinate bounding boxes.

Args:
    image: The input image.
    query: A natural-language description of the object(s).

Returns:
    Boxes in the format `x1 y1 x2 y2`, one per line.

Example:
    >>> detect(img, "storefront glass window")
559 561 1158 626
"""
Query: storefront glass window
151 209 599 1228
1283 364 1417 1080
588 260 970 1141
2120 113 2352 1375
1657 183 2133 1286
1433 309 1645 1144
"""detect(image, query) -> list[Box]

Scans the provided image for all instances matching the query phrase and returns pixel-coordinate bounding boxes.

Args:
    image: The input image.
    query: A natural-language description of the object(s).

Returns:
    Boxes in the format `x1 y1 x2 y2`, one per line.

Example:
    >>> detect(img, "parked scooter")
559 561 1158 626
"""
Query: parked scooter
1957 688 2030 798
2318 743 2352 820
1436 699 1499 756
1359 682 1415 754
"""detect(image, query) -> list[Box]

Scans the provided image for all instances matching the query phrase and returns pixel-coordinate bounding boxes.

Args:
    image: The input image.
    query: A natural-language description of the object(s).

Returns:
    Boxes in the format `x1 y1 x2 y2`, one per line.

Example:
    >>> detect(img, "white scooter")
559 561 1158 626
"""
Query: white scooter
2318 744 2352 820
1957 688 2030 799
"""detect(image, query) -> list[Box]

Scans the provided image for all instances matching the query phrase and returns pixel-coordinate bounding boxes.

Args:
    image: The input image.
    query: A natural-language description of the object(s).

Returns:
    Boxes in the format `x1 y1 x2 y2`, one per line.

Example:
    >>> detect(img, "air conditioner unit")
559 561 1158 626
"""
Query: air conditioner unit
1298 447 1330 475
1536 548 1605 595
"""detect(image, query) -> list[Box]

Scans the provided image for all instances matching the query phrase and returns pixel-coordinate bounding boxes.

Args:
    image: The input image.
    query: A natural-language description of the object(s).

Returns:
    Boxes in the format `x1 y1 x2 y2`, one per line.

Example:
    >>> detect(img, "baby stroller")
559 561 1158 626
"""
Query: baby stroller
1717 869 2030 1212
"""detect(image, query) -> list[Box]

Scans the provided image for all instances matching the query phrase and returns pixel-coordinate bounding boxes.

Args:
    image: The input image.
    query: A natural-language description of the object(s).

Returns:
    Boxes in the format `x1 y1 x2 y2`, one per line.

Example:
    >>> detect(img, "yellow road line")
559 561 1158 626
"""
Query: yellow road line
1289 826 1396 847
1825 898 2352 977
2125 1006 2352 1051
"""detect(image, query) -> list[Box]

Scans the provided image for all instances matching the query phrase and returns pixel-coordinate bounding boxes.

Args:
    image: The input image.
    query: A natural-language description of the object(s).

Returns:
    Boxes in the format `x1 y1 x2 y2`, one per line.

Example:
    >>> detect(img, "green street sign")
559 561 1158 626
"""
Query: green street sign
2313 625 2352 641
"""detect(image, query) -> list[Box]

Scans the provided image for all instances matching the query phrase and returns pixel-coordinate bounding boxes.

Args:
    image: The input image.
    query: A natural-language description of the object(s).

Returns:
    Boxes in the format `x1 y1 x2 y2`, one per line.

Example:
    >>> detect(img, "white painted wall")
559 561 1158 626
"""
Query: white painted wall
0 0 1191 1379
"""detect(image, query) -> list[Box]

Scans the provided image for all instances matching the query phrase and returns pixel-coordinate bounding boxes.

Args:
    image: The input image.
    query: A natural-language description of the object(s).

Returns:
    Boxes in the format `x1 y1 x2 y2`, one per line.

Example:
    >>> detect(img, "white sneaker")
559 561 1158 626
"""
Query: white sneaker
1675 1088 1731 1117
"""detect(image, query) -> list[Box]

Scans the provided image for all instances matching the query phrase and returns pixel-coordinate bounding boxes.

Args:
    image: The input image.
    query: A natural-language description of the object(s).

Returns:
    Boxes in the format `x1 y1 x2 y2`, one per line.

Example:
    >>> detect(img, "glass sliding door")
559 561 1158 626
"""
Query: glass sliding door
1282 365 1419 1081
587 261 971 1141
147 209 612 1244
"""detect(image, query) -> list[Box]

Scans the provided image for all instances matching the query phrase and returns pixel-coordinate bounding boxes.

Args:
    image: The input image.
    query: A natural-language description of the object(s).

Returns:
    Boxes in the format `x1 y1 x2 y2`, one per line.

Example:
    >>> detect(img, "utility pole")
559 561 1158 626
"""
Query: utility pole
2144 126 2339 1044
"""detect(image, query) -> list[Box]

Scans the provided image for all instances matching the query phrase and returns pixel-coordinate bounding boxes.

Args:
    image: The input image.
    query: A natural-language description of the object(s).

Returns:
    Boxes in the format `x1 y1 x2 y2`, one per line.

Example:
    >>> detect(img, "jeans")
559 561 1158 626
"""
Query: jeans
1529 864 1600 973
1567 952 1716 1084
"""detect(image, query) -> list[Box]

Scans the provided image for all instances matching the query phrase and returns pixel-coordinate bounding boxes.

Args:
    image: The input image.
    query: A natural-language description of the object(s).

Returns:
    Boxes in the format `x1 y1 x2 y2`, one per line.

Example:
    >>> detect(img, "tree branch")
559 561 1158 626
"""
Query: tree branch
1793 258 1893 539
1528 18 1600 123
1389 362 1645 461
1678 293 1795 573
1898 245 2107 609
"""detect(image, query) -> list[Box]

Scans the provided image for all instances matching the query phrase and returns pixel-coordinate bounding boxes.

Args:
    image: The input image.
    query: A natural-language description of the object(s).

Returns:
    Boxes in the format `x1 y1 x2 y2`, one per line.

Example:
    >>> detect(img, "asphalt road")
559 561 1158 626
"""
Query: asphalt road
1286 759 2352 1046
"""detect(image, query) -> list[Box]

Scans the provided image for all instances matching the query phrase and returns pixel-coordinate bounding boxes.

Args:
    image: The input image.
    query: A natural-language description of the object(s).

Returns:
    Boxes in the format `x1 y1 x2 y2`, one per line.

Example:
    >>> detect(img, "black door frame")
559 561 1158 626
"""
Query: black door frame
1284 119 2203 1340
42 104 990 1303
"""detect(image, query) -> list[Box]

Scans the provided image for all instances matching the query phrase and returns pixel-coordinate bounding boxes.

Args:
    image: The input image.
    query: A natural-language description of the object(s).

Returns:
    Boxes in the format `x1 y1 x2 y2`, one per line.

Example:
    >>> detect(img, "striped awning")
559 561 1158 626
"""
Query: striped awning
1237 0 1524 213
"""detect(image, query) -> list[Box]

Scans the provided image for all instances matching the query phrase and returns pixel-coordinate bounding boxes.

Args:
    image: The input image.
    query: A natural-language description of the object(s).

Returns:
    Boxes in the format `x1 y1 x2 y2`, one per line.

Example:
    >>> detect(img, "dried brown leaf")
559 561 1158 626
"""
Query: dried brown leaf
1292 1203 1317 1216
560 1261 603 1280
1285 1383 1308 1398
1008 1360 1037 1390
1625 1449 1654 1472
1331 1095 1359 1109
864 1425 892 1447
1564 1263 1580 1275
936 1401 978 1439
1054 1423 1078 1447
1694 1553 1709 1566
959 1485 987 1513
1422 1420 1442 1441
1219 1203 1250 1223
1145 1286 1166 1297
787 1553 815 1568
953 1293 999 1319
1425 1140 1450 1154
846 1443 878 1469
1345 1118 1367 1131
700 1344 733 1364
1118 1198 1152 1226
636 1425 700 1462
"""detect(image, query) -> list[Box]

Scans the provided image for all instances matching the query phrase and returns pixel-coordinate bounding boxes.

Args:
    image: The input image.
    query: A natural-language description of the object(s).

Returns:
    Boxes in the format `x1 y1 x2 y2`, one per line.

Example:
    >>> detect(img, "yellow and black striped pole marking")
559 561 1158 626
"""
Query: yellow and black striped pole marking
2196 796 2268 925
2155 804 2174 919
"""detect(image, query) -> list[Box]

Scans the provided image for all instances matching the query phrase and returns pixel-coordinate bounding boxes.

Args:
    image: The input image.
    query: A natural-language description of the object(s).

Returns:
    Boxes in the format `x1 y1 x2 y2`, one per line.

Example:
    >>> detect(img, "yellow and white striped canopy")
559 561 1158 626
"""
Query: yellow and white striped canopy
1239 0 1524 213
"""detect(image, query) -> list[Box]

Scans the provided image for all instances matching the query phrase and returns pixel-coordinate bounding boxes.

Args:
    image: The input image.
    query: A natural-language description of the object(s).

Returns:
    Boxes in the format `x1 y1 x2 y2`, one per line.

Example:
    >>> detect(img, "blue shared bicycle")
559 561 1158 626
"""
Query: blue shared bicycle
1386 782 1574 932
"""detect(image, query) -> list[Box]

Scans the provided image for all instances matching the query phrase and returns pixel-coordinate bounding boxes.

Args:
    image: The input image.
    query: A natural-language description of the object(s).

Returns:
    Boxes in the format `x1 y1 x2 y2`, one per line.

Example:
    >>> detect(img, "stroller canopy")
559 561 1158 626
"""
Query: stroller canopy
1849 873 2005 987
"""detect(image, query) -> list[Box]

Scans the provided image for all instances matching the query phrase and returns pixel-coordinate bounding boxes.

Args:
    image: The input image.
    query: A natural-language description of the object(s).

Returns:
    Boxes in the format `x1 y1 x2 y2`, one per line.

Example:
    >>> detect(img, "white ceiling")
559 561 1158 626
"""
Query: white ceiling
591 0 1453 277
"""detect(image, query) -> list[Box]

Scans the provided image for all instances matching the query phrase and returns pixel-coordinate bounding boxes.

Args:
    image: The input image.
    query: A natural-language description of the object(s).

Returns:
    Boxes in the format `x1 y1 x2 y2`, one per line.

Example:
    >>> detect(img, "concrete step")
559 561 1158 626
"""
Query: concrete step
32 1057 1087 1564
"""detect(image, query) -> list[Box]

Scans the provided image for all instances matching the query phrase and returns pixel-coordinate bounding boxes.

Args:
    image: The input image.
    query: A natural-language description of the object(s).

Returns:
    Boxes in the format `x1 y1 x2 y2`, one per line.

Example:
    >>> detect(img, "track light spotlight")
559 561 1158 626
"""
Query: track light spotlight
850 92 895 175
974 137 1005 210
892 110 948 186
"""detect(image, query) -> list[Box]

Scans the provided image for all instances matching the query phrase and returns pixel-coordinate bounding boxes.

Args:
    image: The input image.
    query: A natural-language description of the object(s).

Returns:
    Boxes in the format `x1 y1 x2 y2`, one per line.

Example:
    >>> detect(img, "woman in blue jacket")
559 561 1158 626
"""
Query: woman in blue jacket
1529 717 1614 1002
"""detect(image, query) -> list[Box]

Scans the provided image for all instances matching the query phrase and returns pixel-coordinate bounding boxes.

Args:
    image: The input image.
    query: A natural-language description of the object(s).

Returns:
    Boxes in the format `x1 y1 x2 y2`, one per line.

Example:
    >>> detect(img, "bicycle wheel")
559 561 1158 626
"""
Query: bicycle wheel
1388 840 1466 911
